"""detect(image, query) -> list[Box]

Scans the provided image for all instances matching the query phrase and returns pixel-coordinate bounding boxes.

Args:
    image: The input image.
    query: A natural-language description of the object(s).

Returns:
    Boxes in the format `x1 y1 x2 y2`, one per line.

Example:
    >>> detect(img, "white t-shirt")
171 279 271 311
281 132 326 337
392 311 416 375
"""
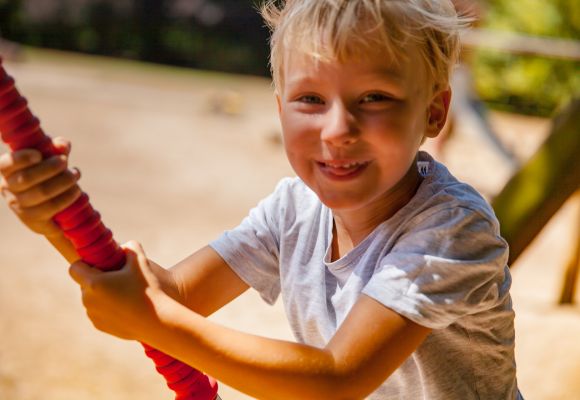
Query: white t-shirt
211 152 522 399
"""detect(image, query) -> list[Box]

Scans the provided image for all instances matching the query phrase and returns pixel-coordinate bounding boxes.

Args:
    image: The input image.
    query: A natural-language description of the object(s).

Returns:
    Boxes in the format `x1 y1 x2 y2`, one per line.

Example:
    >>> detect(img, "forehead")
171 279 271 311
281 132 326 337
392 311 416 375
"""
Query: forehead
282 46 426 92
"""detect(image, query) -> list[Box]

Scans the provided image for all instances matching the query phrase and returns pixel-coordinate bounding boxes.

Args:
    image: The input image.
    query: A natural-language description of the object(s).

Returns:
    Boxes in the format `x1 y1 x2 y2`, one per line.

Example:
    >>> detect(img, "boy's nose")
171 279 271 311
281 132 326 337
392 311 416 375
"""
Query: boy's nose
320 101 359 146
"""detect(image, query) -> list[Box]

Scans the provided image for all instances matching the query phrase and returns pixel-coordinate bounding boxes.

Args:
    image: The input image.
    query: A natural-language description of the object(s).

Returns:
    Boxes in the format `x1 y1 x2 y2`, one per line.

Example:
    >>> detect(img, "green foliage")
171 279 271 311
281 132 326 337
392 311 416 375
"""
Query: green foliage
492 99 580 264
473 0 580 116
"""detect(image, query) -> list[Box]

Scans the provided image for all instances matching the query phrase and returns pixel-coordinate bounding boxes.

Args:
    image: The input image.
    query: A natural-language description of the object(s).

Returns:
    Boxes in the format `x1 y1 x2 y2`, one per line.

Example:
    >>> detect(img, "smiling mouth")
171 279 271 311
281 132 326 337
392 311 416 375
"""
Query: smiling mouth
317 160 371 179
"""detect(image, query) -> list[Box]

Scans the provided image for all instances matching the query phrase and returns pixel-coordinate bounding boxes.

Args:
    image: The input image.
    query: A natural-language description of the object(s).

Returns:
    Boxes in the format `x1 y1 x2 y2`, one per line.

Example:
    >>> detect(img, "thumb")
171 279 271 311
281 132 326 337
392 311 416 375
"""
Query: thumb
69 260 101 287
120 241 160 286
52 137 72 156
121 240 149 272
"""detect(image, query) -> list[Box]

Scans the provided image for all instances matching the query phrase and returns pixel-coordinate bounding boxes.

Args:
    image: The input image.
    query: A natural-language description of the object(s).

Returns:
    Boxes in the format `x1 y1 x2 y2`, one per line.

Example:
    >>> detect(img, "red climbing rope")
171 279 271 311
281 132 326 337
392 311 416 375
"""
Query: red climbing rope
0 57 218 400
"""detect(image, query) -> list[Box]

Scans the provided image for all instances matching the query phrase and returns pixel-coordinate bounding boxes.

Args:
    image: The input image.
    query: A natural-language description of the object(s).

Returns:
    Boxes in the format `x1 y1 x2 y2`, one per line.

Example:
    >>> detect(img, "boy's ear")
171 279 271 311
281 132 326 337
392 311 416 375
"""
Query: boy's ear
425 88 452 138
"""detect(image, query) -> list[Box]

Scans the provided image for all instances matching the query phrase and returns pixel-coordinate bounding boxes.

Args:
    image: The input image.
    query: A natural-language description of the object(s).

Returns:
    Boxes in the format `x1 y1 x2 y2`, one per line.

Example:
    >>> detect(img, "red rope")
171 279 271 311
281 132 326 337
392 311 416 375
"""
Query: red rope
0 58 218 400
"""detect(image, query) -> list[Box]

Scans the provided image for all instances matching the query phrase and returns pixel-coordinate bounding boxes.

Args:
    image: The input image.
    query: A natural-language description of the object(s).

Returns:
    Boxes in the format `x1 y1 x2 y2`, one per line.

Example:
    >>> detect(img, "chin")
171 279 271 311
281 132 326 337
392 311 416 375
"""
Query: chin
316 191 370 211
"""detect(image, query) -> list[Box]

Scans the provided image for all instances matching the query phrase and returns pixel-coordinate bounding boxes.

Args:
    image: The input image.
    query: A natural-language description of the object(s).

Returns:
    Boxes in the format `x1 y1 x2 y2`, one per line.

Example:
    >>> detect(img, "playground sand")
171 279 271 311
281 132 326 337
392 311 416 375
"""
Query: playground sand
0 50 578 400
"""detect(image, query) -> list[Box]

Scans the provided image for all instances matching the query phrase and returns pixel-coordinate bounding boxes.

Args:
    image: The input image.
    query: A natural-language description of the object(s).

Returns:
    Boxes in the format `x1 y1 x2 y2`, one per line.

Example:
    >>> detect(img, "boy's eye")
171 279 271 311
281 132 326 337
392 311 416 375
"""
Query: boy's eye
360 93 391 103
298 95 324 104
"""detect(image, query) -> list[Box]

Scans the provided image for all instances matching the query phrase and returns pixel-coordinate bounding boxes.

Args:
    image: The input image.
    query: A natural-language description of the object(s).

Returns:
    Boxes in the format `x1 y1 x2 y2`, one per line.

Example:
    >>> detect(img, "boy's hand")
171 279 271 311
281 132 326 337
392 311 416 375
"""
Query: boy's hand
0 137 82 237
69 241 173 342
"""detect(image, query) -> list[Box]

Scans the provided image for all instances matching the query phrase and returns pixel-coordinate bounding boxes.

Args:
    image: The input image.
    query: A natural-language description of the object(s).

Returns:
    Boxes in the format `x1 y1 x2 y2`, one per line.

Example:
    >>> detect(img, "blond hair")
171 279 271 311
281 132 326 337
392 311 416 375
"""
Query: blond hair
261 0 469 93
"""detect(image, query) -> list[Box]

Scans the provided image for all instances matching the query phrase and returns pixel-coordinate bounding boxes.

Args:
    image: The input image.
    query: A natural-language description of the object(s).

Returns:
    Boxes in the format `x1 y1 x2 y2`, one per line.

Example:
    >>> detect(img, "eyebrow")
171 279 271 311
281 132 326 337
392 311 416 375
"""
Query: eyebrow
363 65 407 82
292 63 405 80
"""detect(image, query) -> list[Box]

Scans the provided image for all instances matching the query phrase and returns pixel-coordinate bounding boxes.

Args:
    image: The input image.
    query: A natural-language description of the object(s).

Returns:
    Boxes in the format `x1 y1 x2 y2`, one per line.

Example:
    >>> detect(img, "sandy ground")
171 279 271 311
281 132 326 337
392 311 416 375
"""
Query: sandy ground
0 49 578 400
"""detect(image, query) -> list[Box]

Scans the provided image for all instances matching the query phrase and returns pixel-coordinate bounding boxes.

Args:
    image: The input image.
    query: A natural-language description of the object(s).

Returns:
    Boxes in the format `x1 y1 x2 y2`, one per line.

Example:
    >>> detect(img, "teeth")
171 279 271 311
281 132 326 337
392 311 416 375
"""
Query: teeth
325 161 365 169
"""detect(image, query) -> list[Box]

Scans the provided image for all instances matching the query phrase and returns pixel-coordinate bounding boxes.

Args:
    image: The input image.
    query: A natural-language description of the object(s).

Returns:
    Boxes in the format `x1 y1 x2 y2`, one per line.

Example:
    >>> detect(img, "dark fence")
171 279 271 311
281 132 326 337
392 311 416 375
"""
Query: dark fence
0 0 271 76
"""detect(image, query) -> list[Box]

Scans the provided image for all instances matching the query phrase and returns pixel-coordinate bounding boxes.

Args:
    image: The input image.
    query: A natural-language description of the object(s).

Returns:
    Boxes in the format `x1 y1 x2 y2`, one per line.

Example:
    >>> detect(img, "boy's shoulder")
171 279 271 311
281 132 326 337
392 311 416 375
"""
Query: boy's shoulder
379 152 505 247
380 154 510 279
415 152 498 225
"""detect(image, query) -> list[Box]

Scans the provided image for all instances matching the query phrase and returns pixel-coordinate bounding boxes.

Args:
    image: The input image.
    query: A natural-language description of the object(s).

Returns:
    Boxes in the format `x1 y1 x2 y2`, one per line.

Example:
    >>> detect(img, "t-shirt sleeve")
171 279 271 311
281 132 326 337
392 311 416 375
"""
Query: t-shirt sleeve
362 206 510 330
209 180 287 305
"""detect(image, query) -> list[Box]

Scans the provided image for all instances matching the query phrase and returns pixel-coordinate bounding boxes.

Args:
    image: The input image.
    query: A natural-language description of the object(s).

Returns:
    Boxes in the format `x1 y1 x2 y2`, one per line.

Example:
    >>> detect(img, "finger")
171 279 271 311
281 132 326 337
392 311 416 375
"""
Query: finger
0 150 42 176
121 241 140 266
121 241 150 272
14 186 82 222
72 167 81 180
12 170 80 208
52 137 71 156
5 155 70 193
122 240 146 256
0 176 8 197
69 260 101 287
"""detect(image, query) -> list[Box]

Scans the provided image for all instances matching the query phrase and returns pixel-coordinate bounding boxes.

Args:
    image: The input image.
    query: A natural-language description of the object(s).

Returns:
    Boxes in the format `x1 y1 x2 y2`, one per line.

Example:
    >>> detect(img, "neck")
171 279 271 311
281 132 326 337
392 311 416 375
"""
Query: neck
331 160 423 260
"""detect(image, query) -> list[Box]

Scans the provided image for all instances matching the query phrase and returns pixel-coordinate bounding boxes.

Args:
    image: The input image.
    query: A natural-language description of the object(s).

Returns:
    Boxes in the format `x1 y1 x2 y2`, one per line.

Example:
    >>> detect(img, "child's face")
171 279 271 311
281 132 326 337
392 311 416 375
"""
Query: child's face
276 47 449 212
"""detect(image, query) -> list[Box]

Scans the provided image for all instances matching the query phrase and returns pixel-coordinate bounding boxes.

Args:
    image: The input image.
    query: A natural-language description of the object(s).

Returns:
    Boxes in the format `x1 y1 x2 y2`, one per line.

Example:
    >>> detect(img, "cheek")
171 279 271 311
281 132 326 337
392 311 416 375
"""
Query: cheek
281 113 319 153
369 109 426 148
379 106 424 130
280 119 308 172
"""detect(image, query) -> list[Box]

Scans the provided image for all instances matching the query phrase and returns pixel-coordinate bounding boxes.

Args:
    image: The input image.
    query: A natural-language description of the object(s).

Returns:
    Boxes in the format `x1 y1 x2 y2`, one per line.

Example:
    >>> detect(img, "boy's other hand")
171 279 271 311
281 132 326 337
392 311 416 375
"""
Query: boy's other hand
0 137 82 237
69 241 172 342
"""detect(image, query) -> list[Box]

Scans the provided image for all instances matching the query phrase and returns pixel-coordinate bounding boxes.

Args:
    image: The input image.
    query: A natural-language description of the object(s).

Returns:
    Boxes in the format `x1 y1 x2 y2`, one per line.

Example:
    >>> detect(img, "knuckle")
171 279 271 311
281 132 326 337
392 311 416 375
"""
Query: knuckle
24 151 42 166
56 155 68 168
0 154 9 172
62 170 78 187
36 181 53 198
0 154 16 173
70 185 82 198
8 198 23 214
14 207 34 220
70 167 80 180
6 191 21 207
0 151 38 174
0 178 8 194
15 187 42 208
9 170 31 191
12 151 40 169
22 203 52 221
38 174 71 199
49 185 81 210
46 194 65 212
46 155 67 173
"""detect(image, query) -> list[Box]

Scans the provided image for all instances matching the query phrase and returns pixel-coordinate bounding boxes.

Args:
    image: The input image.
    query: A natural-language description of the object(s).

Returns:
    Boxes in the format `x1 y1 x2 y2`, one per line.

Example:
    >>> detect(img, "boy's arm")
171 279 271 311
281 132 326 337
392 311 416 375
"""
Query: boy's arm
150 246 250 316
70 243 430 399
45 231 82 264
148 288 429 399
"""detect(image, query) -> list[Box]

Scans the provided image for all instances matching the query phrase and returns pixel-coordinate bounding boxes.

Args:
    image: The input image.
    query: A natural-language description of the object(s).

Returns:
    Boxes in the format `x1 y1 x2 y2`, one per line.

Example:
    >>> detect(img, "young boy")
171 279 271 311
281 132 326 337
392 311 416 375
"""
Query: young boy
0 0 522 398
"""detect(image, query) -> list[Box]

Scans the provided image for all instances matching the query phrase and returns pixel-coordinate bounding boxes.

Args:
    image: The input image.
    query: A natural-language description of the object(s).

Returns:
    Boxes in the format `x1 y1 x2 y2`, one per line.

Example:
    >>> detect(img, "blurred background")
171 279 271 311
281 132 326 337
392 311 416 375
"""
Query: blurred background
0 1 579 399
0 0 578 115
0 1 271 74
